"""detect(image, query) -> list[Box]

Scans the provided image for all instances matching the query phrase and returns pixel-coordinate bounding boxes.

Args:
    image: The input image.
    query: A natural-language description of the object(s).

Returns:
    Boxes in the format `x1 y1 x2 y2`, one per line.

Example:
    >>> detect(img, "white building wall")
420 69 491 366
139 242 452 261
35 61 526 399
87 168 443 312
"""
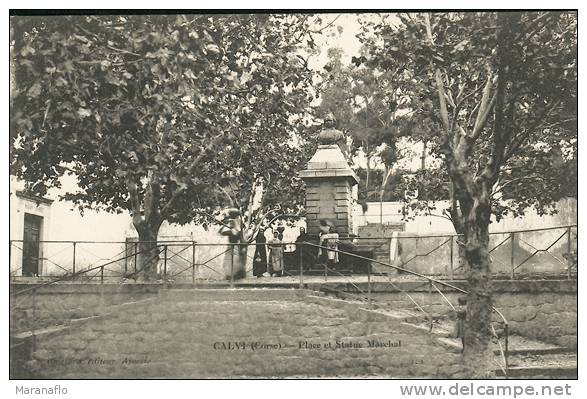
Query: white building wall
359 198 577 235
10 192 52 276
10 170 576 277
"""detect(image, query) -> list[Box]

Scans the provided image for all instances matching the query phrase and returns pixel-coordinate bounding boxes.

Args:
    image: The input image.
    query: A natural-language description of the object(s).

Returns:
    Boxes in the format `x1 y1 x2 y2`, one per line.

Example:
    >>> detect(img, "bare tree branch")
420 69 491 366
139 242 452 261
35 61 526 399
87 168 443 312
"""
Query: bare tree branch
471 75 496 139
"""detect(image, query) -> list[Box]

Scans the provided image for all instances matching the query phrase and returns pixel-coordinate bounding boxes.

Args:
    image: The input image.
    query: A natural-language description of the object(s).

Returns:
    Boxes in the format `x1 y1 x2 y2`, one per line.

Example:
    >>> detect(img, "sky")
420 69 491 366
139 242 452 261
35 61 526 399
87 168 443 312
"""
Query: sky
307 13 364 70
10 12 425 204
306 12 429 172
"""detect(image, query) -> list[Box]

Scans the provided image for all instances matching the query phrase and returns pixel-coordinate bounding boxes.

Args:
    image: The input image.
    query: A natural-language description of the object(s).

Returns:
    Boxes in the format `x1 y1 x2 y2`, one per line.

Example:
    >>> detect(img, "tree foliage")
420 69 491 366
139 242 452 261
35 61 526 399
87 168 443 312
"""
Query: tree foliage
316 47 402 201
361 12 577 223
361 11 577 376
11 14 317 275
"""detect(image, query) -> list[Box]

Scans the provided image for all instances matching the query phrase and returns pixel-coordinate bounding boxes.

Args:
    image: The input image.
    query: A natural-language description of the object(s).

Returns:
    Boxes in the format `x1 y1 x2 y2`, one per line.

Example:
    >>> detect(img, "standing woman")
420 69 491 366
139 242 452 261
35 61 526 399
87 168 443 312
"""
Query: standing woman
252 228 268 278
218 208 245 280
295 227 309 268
267 231 284 277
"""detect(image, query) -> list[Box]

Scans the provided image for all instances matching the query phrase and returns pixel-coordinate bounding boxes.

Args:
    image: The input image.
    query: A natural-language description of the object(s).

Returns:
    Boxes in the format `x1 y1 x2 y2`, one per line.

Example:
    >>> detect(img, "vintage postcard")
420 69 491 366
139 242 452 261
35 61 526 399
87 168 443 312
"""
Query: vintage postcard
8 8 577 386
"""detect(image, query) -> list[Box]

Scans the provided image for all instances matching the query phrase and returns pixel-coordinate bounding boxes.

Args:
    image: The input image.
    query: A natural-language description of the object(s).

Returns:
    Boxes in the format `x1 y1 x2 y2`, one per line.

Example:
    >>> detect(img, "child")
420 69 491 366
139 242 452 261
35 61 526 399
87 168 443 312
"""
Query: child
320 226 339 267
454 296 467 352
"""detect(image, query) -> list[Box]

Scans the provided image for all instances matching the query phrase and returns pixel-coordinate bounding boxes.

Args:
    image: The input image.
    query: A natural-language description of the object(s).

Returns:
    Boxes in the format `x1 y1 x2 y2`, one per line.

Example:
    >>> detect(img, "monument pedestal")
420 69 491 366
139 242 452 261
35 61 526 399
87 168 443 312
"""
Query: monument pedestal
300 144 359 237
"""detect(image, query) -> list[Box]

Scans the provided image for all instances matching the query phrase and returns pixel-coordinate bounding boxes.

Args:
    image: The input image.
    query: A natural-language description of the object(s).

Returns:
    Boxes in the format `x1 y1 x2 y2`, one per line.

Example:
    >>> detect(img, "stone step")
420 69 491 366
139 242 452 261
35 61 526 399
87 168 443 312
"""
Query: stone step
504 335 575 356
507 352 577 368
416 331 576 356
498 366 577 379
423 334 577 379
497 353 577 378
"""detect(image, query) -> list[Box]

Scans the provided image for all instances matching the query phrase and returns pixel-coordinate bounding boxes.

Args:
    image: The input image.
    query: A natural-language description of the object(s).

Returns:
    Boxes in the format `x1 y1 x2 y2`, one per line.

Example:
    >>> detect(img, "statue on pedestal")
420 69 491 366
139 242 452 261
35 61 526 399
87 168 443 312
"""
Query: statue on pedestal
318 113 345 146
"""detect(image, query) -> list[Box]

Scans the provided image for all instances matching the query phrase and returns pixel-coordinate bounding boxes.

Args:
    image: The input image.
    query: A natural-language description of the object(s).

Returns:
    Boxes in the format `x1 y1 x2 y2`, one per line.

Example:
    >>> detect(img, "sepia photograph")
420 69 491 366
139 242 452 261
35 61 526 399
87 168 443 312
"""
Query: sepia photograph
8 7 578 384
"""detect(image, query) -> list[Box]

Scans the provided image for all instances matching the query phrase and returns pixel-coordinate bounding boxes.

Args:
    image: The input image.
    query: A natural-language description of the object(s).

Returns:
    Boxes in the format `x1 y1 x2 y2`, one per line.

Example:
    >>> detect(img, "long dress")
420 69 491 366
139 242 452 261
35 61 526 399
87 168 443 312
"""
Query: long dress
295 232 309 269
283 229 296 270
252 231 267 277
320 233 339 263
267 237 284 274
219 220 245 280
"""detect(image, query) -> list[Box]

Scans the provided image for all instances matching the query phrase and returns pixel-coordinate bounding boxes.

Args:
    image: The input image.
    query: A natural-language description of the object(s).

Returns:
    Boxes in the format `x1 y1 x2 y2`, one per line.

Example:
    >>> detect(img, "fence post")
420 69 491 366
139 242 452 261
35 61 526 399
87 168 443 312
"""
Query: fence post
504 324 509 373
163 245 168 282
134 242 138 274
72 242 76 275
230 244 234 288
32 286 37 329
449 236 454 280
9 240 12 273
32 287 37 352
510 232 515 279
299 243 304 289
566 226 572 279
192 242 196 284
428 280 433 331
100 266 104 284
124 242 128 276
367 261 372 309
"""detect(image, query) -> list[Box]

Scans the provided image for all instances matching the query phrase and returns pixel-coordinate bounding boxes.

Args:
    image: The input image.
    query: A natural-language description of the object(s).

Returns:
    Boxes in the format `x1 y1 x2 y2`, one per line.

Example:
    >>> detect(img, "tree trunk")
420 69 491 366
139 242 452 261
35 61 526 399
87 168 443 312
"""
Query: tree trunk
461 204 495 378
457 242 467 274
446 168 495 376
365 155 371 199
134 221 161 281
420 140 427 170
127 176 163 281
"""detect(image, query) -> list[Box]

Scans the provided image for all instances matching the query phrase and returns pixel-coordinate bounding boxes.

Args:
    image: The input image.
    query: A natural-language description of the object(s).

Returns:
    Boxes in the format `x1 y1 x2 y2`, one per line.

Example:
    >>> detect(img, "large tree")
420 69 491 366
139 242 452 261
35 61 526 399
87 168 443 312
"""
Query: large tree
362 12 577 376
10 14 316 278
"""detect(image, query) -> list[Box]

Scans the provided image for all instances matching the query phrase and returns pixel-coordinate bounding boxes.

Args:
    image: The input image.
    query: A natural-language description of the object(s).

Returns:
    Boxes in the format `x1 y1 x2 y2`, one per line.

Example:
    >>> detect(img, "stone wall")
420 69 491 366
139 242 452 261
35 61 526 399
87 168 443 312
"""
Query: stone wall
305 178 354 236
10 284 159 334
364 291 576 349
323 280 577 350
357 228 576 277
357 198 577 234
493 293 577 349
12 280 576 378
356 224 405 273
19 289 466 379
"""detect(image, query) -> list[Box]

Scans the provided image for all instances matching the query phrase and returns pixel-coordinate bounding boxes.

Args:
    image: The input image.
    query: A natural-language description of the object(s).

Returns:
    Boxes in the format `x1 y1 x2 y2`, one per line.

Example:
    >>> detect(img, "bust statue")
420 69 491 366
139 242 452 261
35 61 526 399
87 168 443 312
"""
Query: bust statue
318 113 344 145
324 113 336 129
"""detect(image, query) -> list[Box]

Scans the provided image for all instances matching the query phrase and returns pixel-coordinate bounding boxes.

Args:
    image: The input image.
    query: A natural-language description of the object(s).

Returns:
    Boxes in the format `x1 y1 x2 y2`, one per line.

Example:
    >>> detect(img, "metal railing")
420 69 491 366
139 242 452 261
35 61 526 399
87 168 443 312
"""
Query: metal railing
9 243 169 378
9 225 577 280
9 225 577 378
342 224 577 279
302 241 510 377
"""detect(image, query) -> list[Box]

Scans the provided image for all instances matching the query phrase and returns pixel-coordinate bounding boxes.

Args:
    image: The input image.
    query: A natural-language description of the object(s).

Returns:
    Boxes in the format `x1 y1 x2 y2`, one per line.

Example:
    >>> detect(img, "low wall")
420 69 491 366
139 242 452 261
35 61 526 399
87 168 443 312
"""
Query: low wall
10 283 159 334
366 228 576 276
17 289 467 378
319 280 577 350
10 280 576 378
358 198 577 234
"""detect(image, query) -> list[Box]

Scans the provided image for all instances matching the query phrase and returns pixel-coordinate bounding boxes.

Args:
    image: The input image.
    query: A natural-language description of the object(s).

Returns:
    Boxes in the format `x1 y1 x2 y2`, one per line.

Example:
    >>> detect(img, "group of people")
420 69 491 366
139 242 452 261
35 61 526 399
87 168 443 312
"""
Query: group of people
252 220 342 278
252 226 309 277
219 208 342 279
